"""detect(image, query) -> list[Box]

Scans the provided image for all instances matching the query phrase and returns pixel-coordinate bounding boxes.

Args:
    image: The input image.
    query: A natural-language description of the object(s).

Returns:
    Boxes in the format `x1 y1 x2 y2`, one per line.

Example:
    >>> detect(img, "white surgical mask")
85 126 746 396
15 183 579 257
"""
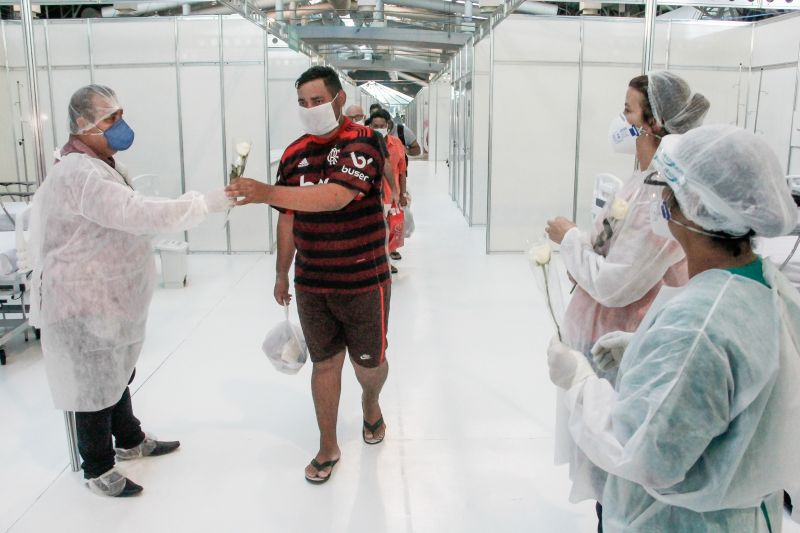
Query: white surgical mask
609 114 640 155
374 128 388 137
649 200 675 240
299 100 340 136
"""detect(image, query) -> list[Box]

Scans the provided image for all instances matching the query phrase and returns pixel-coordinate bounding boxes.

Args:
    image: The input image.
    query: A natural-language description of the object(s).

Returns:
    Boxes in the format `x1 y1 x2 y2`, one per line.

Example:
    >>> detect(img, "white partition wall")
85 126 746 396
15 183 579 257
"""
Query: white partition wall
749 13 800 175
0 15 313 253
470 36 490 226
449 41 474 219
487 16 581 252
428 73 450 164
408 86 430 157
485 15 756 252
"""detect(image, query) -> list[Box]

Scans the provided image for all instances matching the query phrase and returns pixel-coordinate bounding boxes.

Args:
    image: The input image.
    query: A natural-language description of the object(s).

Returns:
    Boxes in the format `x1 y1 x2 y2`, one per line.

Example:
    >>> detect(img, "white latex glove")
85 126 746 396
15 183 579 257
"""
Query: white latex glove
547 336 595 389
590 330 635 372
203 188 233 214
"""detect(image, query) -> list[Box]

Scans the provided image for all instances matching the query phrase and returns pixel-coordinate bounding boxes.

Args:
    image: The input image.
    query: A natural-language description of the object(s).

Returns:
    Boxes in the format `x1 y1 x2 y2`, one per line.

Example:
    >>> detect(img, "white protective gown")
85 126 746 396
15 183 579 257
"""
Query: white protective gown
565 260 800 532
29 152 211 412
555 169 687 503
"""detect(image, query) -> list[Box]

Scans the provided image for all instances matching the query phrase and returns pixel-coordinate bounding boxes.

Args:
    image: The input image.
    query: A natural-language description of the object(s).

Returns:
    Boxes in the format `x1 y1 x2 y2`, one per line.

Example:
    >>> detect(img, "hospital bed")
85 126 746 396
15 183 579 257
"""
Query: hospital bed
0 186 37 366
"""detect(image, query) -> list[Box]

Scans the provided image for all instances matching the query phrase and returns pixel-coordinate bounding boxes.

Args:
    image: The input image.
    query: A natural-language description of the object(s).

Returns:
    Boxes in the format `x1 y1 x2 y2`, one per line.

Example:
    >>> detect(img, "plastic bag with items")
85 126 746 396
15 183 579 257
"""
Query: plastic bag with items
403 207 415 238
262 304 308 374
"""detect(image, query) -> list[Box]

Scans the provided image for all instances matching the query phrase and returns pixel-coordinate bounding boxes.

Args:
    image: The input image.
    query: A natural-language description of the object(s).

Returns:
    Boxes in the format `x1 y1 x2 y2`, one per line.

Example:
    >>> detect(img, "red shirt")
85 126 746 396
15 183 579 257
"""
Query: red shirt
275 117 390 294
382 134 407 205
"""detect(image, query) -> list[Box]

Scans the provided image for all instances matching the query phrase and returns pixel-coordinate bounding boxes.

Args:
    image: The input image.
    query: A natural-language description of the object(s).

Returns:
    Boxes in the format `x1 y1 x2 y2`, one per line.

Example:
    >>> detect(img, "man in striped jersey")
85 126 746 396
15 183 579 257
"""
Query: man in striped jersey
227 66 390 485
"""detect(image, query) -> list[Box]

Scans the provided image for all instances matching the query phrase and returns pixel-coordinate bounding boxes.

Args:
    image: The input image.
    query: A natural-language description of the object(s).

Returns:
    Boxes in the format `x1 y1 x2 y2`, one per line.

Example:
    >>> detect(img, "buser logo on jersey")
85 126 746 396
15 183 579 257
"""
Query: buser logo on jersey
341 165 371 181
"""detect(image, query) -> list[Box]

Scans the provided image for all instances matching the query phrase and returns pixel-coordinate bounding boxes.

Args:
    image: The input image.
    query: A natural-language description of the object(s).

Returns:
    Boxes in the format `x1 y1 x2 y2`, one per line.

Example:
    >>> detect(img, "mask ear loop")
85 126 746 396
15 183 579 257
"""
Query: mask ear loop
664 193 743 240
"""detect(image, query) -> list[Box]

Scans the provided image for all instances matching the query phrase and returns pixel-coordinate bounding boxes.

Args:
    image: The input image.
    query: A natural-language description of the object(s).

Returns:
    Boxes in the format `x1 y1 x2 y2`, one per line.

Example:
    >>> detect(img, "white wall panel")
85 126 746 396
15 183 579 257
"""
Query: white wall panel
583 19 643 64
92 19 175 65
178 18 219 63
222 17 263 62
668 69 742 126
180 66 227 251
574 66 641 232
665 22 751 68
267 48 309 153
49 69 92 148
268 79 305 153
751 67 797 171
93 67 182 199
35 70 55 175
2 22 46 69
493 16 580 63
46 21 90 66
0 60 14 183
343 80 360 110
4 69 54 182
752 13 800 68
488 64 579 252
743 67 762 133
471 37 491 226
434 79 450 163
268 47 310 79
224 64 270 252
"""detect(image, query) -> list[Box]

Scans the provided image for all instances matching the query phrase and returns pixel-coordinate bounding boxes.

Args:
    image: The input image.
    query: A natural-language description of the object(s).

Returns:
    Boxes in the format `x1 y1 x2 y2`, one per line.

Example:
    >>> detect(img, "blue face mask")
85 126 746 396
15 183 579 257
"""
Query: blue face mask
102 118 135 151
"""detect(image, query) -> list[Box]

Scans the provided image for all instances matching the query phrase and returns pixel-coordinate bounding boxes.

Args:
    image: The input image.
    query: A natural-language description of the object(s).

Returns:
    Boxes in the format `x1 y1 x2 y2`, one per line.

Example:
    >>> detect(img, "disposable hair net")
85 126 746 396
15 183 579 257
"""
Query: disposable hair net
652 124 797 237
647 71 710 134
68 85 120 135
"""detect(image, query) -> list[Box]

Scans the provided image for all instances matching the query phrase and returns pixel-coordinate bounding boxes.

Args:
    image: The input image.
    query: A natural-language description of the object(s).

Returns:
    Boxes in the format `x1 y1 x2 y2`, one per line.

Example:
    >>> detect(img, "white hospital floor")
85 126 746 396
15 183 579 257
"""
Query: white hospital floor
1 160 797 533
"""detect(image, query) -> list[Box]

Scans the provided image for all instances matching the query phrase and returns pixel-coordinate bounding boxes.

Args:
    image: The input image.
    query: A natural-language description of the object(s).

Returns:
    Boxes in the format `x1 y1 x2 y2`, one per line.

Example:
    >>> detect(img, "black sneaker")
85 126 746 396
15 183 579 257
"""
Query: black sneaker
149 440 181 456
119 478 144 497
390 265 398 274
86 468 143 498
390 251 402 260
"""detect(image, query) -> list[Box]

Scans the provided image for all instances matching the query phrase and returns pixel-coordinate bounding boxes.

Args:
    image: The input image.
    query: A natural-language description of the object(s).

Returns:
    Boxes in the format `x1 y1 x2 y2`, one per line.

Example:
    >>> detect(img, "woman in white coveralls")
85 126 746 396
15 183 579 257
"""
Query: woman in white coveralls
547 125 800 532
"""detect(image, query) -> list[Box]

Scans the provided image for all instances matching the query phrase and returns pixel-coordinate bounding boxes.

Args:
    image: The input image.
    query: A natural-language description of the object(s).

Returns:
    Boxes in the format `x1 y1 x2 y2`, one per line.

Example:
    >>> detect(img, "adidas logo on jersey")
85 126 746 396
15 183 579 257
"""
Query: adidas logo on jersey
298 158 310 168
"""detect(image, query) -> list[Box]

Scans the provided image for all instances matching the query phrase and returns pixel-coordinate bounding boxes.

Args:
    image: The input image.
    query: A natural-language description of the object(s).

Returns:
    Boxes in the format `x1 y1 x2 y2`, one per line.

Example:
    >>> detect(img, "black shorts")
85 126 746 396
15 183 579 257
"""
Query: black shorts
296 284 390 368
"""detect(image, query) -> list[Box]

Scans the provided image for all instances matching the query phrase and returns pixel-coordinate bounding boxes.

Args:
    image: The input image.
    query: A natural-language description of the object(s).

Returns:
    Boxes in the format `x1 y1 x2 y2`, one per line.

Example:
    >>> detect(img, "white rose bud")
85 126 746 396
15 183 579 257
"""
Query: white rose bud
609 198 628 220
236 142 252 158
529 242 552 266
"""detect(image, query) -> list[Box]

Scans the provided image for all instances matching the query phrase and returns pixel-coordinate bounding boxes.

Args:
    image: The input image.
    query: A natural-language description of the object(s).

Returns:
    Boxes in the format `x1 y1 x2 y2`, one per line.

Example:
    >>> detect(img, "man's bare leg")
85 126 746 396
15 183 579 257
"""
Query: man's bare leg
354 360 389 441
305 351 345 480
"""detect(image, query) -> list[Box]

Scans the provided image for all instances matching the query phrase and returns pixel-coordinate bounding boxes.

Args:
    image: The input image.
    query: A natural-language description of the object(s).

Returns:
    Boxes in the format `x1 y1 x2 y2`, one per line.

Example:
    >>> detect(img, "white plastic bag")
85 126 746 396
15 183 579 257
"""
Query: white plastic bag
262 304 308 374
403 207 415 238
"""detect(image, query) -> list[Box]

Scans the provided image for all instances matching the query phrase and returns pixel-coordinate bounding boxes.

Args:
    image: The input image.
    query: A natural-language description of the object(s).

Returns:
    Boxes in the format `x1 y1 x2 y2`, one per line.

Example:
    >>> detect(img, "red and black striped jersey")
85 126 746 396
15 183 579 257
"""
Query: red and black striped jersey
275 117 390 294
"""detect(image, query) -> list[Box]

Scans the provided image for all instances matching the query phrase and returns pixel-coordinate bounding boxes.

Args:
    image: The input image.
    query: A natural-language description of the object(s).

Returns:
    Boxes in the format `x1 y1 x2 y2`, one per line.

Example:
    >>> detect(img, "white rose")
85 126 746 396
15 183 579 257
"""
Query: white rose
609 198 628 220
529 242 552 266
280 336 302 364
236 141 252 157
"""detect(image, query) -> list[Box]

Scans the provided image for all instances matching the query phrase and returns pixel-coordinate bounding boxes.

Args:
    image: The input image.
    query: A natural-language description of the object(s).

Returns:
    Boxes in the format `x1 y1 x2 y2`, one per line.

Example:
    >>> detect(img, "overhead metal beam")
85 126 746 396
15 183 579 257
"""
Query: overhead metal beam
330 58 443 73
218 0 358 84
288 25 471 50
3 0 800 8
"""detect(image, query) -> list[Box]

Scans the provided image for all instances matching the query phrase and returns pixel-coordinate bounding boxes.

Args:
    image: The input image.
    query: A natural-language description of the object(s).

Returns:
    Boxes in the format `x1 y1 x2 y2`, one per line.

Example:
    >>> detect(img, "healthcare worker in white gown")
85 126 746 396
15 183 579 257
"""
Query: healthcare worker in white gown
27 85 231 497
547 125 800 532
544 72 709 525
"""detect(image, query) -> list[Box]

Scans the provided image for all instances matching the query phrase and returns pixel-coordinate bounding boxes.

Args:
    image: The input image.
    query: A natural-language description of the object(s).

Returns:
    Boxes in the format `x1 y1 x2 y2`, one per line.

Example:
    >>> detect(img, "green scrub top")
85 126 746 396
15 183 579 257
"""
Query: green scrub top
725 256 769 288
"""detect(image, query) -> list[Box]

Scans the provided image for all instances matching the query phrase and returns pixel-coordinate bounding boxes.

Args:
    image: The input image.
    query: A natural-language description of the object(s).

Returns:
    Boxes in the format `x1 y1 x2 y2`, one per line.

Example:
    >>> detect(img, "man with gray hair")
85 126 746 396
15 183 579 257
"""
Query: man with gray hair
344 104 366 125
